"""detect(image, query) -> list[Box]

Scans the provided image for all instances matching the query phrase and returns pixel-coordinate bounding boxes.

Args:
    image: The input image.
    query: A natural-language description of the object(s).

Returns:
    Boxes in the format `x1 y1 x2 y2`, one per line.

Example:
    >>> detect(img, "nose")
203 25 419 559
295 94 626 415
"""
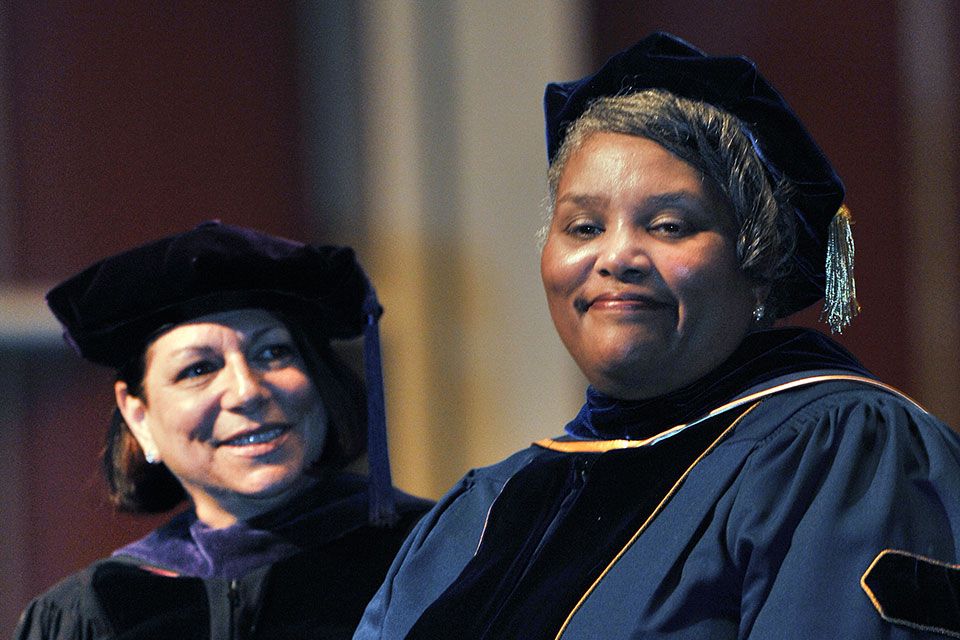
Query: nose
222 356 269 413
595 225 650 281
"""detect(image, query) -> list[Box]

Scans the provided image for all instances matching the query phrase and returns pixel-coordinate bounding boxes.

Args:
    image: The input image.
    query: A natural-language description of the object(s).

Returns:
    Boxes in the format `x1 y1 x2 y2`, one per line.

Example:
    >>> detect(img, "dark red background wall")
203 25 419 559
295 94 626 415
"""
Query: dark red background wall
6 2 307 280
2 2 310 630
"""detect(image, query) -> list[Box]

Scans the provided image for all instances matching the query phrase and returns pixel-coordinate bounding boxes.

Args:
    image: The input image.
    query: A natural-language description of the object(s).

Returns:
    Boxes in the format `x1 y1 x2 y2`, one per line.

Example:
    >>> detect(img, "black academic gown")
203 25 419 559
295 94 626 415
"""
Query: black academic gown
15 473 431 640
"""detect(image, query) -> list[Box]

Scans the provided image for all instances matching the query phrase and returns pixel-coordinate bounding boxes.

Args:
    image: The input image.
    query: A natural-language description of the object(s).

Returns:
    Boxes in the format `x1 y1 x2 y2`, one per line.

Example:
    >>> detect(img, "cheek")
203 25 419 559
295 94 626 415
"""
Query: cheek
150 394 217 442
296 388 324 424
541 240 590 299
275 370 321 414
661 254 713 306
667 260 695 283
293 385 328 460
668 242 741 293
666 250 751 322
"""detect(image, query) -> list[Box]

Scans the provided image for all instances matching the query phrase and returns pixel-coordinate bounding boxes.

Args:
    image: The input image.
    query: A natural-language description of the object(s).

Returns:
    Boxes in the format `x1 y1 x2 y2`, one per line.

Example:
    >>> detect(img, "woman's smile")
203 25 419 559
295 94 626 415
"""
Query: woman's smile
576 290 673 314
213 423 292 453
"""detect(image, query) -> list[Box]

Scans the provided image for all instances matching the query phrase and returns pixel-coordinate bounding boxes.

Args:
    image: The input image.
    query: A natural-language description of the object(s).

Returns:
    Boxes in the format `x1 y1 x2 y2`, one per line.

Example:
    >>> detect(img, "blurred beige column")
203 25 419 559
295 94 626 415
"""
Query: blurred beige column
358 0 588 497
899 0 960 426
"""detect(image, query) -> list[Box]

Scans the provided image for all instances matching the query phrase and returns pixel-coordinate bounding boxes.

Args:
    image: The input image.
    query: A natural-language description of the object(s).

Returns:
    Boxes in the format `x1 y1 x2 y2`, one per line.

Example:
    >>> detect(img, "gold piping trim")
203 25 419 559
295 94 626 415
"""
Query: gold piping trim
553 400 763 639
535 374 927 453
860 548 960 638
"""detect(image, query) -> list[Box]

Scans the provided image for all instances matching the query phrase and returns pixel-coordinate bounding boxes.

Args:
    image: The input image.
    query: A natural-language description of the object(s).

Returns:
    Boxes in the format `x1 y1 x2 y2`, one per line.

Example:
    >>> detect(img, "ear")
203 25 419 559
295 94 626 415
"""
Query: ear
115 380 157 458
749 282 775 327
752 282 772 307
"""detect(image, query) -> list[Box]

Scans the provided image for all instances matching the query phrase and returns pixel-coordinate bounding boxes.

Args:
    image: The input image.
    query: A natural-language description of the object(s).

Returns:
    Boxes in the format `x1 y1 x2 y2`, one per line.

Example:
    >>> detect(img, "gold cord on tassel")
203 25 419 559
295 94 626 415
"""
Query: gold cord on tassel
820 204 860 333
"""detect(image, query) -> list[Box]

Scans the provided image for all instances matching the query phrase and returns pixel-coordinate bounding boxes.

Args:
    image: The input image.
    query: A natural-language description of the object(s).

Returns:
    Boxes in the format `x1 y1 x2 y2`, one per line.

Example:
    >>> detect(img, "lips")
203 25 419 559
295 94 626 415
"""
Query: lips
213 424 290 448
576 292 672 313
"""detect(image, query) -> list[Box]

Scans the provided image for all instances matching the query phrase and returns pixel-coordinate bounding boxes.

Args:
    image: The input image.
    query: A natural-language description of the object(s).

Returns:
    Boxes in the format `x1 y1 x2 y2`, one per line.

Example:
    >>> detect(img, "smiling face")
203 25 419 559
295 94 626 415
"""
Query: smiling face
541 132 763 400
115 308 327 527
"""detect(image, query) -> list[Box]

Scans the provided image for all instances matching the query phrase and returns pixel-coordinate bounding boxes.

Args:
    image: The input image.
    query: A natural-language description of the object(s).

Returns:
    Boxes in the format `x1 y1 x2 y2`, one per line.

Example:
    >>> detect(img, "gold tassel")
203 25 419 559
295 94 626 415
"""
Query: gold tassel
820 204 860 333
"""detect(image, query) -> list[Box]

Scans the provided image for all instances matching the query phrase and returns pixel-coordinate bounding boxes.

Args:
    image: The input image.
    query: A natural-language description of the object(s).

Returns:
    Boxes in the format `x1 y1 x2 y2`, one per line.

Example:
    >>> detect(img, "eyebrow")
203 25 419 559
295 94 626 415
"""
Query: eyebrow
555 190 707 213
641 191 709 212
554 193 609 209
163 325 286 360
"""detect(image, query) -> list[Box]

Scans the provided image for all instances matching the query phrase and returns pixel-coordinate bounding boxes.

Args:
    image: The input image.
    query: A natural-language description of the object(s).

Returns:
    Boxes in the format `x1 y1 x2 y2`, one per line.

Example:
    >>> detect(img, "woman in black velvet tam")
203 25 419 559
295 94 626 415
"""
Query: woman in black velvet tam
14 222 430 639
355 33 960 639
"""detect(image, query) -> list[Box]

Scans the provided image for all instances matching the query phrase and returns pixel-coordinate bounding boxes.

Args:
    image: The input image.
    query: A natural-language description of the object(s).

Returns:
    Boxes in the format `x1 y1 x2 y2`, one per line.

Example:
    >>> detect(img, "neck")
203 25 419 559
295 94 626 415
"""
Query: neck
192 499 240 529
565 327 871 441
188 475 320 529
592 350 731 401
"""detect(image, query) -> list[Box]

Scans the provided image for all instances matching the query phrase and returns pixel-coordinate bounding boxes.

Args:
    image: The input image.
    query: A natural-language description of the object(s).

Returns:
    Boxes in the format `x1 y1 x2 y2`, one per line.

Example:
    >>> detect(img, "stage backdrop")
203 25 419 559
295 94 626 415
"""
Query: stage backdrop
1 0 957 633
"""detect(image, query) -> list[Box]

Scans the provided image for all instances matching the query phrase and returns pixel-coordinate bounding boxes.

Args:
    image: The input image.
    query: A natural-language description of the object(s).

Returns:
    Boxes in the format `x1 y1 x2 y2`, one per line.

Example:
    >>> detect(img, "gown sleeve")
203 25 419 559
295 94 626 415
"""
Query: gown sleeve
14 591 80 639
12 599 53 640
12 568 113 640
728 385 960 639
354 451 536 640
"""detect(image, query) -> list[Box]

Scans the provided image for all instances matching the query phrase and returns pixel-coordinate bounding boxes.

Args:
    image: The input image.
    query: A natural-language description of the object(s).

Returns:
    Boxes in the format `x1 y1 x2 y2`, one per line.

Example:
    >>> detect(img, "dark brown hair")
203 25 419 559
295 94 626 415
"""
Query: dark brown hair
104 311 367 513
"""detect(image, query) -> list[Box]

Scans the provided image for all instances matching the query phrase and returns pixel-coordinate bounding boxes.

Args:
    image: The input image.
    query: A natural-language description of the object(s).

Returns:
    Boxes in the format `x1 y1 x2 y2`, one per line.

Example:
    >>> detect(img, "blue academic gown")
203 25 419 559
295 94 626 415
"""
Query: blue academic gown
355 329 960 639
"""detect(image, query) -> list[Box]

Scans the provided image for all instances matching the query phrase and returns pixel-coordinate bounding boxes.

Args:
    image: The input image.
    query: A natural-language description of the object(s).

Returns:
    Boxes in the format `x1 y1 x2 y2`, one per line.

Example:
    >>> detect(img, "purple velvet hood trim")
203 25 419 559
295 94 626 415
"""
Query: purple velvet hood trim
112 472 405 580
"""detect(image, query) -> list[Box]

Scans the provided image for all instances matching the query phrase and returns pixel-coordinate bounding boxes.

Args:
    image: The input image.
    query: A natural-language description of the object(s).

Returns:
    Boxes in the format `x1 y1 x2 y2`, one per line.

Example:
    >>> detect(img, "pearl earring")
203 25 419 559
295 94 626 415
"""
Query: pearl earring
145 450 160 465
753 303 766 323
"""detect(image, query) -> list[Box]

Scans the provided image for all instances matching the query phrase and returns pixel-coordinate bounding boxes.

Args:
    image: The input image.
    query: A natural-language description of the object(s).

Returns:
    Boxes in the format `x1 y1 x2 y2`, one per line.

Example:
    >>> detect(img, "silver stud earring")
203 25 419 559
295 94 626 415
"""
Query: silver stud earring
753 303 766 323
145 450 160 465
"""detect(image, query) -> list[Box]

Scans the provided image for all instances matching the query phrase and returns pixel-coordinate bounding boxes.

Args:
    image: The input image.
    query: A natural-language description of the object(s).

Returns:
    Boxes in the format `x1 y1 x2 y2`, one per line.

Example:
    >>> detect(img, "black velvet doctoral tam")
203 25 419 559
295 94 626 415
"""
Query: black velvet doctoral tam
46 220 370 369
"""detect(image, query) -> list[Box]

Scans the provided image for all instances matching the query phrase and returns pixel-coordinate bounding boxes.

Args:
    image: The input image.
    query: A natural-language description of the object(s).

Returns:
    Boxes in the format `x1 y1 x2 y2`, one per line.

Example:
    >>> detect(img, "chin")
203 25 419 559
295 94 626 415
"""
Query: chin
585 354 684 401
584 341 666 378
233 464 308 500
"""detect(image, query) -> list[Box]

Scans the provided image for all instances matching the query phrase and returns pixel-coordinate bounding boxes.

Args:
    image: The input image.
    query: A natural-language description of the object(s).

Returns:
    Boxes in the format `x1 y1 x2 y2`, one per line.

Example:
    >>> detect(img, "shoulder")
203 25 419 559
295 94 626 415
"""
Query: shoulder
417 446 547 534
354 447 549 638
460 446 547 491
725 376 959 450
13 558 133 640
714 378 960 637
403 446 553 571
723 376 960 502
720 376 960 559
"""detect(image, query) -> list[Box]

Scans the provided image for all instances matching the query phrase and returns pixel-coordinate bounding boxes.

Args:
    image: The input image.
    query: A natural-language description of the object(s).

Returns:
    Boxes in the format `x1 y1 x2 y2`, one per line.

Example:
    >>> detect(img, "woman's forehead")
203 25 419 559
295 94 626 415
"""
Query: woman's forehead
563 133 695 177
558 132 734 220
146 308 289 358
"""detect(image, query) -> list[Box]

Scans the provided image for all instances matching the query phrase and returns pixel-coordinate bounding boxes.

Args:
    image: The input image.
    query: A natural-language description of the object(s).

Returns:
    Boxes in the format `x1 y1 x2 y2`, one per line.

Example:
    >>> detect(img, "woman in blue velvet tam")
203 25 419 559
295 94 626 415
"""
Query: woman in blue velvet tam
355 33 960 640
14 222 431 639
